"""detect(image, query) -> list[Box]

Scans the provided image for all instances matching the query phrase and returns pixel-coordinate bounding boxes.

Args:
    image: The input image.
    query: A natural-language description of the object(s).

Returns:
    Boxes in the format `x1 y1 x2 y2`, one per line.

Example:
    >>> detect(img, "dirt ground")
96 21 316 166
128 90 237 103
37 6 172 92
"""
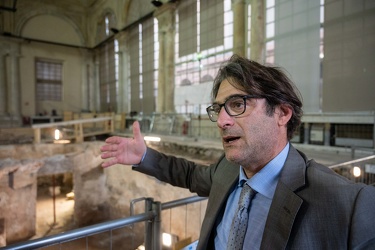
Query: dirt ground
31 190 143 250
33 192 76 240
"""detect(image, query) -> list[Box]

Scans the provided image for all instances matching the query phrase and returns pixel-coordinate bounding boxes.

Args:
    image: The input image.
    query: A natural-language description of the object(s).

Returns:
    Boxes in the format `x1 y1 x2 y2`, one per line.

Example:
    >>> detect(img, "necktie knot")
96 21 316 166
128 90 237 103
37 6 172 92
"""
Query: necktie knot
238 183 255 209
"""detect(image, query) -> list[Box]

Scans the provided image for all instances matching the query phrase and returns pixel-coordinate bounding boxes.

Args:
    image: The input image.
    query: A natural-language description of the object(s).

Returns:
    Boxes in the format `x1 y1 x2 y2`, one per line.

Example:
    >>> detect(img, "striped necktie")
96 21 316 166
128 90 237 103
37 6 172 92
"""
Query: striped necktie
226 183 256 250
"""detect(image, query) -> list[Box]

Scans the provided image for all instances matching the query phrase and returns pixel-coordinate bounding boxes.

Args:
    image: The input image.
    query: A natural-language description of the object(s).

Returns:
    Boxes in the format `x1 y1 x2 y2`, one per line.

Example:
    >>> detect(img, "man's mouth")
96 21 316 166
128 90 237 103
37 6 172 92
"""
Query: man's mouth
223 136 241 144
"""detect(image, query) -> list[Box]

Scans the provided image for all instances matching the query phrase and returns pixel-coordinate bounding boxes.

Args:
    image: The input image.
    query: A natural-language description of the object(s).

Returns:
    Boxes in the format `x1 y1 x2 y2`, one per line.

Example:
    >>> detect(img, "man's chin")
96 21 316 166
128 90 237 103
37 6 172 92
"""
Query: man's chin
224 152 241 165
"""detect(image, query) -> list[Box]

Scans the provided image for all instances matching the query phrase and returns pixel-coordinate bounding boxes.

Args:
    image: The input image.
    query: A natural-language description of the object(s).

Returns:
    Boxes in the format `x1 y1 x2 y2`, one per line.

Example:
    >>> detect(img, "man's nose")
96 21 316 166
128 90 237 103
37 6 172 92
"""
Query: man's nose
216 107 234 128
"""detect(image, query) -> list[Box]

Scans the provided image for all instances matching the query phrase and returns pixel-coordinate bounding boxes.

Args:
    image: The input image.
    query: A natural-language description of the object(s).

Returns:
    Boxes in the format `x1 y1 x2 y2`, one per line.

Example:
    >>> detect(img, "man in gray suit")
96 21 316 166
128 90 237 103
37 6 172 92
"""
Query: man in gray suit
101 55 375 249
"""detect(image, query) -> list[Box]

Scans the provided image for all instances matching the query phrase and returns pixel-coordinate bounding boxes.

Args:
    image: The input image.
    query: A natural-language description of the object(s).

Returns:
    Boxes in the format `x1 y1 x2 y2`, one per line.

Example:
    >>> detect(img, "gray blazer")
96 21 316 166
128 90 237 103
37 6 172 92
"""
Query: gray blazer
135 144 375 250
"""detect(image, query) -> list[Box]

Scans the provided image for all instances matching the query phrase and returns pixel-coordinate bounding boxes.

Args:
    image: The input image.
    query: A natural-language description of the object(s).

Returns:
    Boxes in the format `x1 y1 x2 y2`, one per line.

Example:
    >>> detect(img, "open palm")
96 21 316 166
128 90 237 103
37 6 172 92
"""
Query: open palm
100 121 146 168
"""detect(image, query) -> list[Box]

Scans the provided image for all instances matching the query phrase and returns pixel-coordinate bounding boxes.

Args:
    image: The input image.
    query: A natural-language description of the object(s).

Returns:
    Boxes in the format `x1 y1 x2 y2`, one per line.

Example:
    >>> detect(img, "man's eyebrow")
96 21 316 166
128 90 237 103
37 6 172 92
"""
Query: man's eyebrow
214 94 247 104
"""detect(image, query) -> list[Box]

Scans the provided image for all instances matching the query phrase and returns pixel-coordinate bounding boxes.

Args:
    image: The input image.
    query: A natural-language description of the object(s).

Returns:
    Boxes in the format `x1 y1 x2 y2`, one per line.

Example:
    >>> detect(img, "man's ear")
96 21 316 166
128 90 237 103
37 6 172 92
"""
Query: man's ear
277 104 293 126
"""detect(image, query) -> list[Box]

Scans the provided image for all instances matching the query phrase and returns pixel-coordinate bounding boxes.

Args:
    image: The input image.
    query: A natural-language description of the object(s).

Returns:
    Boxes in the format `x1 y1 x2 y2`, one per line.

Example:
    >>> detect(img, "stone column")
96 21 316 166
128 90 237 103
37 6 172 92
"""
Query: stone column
250 0 265 62
7 54 20 115
79 49 92 112
116 32 129 114
157 32 166 113
324 123 331 146
0 52 6 116
232 0 247 57
6 43 22 126
93 52 101 113
154 2 176 113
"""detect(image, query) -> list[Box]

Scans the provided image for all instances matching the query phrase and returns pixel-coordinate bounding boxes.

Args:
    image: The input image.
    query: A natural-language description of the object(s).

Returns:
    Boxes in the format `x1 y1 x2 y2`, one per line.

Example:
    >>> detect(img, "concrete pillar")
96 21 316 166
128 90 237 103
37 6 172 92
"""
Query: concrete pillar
250 0 265 62
0 53 6 115
157 33 166 113
154 2 176 113
7 55 20 115
93 53 101 113
116 32 129 114
0 39 22 127
232 0 247 57
79 49 93 112
324 123 331 146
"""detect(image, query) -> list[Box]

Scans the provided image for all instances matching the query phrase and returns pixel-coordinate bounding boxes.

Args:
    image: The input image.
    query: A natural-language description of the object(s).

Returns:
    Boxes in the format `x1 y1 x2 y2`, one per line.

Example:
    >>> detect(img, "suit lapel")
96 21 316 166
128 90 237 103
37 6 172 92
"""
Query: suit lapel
260 145 307 249
261 182 303 249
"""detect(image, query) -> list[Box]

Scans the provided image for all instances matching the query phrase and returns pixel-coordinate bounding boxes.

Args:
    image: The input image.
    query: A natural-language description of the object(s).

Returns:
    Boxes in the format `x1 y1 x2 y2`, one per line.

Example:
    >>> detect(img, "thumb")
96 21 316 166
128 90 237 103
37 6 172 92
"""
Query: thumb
132 121 143 142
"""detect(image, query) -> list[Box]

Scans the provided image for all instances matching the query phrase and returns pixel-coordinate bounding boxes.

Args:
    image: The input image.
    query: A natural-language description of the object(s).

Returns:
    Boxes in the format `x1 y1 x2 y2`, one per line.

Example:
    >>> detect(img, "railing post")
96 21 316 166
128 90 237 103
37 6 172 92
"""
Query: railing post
144 198 154 250
111 114 115 133
33 128 41 143
74 123 83 142
152 201 162 250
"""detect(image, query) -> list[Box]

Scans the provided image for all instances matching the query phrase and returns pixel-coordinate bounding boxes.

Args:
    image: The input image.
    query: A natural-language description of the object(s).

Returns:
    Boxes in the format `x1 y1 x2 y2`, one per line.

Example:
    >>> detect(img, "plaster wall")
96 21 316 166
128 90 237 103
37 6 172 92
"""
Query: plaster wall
21 15 82 46
20 42 85 117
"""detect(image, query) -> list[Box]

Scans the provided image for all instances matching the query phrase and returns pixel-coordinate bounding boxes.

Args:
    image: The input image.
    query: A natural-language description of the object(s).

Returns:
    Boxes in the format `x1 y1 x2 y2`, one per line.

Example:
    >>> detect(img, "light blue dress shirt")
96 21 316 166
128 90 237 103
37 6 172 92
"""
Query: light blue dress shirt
214 143 289 250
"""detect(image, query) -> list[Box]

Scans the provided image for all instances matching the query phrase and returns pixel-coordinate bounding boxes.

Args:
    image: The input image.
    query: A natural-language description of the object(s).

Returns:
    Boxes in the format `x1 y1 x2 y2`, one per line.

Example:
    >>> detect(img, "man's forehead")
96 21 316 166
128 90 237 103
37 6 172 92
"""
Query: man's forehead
215 80 247 102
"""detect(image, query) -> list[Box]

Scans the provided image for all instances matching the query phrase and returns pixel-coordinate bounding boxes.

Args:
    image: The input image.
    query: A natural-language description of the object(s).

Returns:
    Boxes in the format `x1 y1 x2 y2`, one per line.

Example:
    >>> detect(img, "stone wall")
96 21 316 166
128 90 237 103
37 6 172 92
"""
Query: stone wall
0 139 223 247
0 142 105 245
0 159 42 244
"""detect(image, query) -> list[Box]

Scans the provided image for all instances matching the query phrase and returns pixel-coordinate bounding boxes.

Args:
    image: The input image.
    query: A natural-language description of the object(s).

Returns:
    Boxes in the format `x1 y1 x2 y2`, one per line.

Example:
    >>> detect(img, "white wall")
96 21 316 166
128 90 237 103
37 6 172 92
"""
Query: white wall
20 42 85 117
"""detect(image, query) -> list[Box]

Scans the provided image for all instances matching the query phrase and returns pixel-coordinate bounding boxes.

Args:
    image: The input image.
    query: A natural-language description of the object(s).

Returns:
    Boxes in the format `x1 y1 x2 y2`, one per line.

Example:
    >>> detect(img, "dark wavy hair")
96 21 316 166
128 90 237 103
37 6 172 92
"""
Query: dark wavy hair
212 54 303 140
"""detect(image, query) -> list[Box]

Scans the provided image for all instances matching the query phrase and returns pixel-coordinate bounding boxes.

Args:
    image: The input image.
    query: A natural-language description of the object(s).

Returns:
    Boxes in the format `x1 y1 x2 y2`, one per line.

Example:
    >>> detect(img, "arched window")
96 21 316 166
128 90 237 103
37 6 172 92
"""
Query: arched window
200 74 213 83
180 79 192 86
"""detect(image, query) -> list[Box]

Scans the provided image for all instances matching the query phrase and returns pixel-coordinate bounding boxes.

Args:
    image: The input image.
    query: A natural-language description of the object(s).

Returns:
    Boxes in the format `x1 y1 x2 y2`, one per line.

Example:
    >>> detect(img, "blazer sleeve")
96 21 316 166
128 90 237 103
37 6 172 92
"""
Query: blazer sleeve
351 184 375 249
132 147 220 197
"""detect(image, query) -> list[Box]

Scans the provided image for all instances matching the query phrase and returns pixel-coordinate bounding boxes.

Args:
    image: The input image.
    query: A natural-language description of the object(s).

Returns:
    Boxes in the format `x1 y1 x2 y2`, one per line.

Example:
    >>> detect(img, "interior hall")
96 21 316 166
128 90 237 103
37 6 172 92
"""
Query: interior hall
0 0 374 249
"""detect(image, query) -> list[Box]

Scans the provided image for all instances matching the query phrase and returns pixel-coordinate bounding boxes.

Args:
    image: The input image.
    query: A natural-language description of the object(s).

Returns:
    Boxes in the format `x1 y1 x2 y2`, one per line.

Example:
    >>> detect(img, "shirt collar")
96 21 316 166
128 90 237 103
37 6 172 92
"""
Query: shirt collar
238 143 289 199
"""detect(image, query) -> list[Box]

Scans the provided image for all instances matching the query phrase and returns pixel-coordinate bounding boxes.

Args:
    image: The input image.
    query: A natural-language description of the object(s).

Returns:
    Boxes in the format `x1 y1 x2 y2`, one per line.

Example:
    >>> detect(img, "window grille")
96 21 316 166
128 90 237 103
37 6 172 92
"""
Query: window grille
175 0 231 87
35 59 63 101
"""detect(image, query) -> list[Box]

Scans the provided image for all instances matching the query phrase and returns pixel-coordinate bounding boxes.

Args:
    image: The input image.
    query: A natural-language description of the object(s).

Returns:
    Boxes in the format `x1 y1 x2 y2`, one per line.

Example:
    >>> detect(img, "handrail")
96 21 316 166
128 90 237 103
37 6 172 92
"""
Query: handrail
31 117 112 129
328 154 375 186
329 155 375 169
31 116 114 143
162 195 207 210
0 211 156 250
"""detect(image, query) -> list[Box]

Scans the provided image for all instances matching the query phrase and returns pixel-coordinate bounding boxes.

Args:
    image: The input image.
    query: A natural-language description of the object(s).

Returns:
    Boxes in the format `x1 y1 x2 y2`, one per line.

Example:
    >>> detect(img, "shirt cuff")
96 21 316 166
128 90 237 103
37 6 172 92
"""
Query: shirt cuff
132 148 147 167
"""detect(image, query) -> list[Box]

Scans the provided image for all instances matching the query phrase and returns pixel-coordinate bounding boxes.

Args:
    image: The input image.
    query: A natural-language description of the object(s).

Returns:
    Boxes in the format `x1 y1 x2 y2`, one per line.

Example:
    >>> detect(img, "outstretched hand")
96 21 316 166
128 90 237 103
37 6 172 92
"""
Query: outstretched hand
100 121 146 168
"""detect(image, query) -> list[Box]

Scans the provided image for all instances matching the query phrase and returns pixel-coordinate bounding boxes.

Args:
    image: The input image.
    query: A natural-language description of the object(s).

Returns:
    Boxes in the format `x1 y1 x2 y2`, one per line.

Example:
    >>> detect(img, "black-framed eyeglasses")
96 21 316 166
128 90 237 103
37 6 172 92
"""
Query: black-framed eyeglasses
206 95 260 122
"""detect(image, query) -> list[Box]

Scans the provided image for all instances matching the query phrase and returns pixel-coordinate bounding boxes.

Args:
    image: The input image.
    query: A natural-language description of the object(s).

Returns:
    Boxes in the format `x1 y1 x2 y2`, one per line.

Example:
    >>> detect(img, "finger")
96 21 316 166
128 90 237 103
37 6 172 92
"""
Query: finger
132 121 143 142
102 157 119 168
100 144 109 152
105 136 121 144
102 160 112 168
101 151 111 159
100 143 116 152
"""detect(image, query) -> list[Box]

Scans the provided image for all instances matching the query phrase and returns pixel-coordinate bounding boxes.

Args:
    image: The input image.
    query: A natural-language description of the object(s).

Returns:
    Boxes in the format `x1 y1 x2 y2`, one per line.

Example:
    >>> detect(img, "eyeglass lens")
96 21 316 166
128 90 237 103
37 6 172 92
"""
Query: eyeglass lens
206 96 248 122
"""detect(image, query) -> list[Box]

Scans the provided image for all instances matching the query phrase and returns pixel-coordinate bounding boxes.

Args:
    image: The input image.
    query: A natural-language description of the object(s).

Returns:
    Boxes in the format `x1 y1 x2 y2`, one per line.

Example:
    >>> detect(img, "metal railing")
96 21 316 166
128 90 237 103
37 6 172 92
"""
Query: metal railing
1 196 207 250
32 116 114 143
329 154 375 186
127 113 220 141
